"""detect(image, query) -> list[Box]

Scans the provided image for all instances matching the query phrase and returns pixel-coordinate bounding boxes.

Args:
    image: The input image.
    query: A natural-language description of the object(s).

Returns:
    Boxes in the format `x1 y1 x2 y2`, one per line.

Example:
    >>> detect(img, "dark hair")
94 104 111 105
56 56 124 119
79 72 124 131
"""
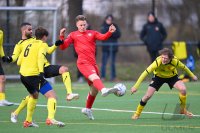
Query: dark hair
35 27 48 39
159 48 174 60
105 14 114 21
20 22 31 28
75 15 87 22
147 11 155 17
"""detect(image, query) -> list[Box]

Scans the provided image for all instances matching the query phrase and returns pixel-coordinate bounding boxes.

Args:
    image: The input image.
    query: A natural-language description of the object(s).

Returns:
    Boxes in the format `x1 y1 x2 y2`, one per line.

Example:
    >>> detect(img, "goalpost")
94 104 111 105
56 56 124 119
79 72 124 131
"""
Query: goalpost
0 6 58 83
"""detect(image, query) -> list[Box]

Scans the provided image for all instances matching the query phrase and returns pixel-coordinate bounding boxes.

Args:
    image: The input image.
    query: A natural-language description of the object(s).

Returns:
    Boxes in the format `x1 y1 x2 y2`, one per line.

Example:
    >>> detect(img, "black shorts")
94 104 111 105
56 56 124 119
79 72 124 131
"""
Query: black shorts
44 65 61 78
20 75 46 94
149 75 180 91
0 62 4 75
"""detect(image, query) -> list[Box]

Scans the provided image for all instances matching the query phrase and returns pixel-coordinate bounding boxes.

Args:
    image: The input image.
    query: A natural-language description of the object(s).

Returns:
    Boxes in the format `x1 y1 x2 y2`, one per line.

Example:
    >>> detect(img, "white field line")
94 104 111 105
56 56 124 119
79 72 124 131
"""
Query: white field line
1 120 200 129
13 103 200 117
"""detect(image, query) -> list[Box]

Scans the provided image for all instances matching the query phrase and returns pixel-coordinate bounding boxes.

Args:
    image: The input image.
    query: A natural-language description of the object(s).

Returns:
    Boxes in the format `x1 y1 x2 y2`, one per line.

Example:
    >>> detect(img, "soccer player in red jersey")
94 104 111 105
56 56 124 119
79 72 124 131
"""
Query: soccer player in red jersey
59 15 118 120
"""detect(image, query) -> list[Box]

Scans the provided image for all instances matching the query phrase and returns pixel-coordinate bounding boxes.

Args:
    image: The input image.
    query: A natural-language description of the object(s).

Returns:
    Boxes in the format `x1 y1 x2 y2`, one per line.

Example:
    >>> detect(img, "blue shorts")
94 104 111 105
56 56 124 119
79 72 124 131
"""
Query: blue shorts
39 82 53 95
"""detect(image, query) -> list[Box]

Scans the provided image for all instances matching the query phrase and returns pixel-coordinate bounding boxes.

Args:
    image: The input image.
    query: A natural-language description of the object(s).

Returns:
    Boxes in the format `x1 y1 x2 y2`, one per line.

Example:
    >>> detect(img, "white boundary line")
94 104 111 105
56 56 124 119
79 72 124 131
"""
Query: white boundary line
13 103 200 117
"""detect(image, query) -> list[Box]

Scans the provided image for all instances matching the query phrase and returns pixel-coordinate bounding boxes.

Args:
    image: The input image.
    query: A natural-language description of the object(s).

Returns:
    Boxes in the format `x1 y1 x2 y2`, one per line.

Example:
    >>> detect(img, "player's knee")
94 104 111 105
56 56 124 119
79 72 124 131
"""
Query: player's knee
47 95 57 100
143 95 152 101
179 87 186 95
90 87 98 96
0 75 6 83
59 66 68 74
46 92 57 99
178 86 186 94
32 92 39 99
88 74 100 81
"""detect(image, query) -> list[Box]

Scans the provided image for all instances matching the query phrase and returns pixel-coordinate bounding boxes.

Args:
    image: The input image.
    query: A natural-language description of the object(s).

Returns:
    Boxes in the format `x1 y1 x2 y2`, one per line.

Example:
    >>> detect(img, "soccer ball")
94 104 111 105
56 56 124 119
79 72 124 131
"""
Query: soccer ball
113 83 126 97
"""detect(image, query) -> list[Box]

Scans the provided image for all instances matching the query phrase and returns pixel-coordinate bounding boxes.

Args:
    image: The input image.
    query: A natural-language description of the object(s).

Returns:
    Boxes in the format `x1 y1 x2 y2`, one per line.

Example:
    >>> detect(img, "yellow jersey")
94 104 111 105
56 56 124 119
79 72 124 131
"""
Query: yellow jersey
133 56 195 89
12 37 57 67
0 30 5 57
12 38 36 62
43 42 57 67
15 39 47 76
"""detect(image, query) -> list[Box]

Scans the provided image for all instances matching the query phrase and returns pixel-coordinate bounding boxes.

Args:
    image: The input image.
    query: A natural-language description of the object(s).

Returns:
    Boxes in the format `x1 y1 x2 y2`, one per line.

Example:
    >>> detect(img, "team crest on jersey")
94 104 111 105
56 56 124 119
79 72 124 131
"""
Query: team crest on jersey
88 33 92 36
91 70 96 73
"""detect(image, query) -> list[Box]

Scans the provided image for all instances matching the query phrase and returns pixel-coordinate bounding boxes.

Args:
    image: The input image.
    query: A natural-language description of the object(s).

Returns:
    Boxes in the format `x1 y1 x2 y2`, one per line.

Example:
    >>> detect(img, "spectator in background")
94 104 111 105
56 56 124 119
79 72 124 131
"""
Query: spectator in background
100 14 121 81
140 11 167 62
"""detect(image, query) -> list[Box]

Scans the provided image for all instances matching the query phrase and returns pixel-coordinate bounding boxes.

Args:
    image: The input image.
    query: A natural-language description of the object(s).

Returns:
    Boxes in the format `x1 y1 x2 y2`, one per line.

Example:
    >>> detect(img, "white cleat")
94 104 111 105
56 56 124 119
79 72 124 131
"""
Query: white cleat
66 93 79 101
101 88 118 97
46 119 65 127
0 100 14 106
81 108 94 120
11 112 18 123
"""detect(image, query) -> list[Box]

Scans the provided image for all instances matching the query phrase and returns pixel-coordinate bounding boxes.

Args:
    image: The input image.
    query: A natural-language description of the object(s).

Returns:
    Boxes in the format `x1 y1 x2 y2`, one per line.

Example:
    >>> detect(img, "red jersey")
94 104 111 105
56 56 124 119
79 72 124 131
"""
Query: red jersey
60 30 112 65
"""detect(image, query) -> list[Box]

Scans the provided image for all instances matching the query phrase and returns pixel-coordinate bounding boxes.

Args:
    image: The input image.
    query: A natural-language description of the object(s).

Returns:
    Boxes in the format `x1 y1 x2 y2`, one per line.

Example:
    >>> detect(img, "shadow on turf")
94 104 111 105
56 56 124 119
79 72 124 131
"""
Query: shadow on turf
161 104 190 121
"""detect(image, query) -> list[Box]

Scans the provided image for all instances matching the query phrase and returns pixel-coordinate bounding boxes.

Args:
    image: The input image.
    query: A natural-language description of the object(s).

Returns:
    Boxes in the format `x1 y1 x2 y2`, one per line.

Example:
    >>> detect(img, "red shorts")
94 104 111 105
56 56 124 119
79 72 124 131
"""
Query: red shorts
77 63 100 86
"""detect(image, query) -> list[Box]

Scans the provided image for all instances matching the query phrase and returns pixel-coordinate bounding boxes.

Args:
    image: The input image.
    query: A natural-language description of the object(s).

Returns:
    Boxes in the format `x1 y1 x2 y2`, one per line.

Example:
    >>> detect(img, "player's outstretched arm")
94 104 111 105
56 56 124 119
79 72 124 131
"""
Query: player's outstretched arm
55 40 64 46
47 40 64 54
2 56 12 63
59 28 73 50
60 28 66 37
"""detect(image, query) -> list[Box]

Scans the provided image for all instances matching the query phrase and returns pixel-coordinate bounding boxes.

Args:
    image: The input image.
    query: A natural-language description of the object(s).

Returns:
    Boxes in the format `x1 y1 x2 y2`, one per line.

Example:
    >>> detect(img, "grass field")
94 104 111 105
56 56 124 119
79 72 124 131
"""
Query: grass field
1 81 200 133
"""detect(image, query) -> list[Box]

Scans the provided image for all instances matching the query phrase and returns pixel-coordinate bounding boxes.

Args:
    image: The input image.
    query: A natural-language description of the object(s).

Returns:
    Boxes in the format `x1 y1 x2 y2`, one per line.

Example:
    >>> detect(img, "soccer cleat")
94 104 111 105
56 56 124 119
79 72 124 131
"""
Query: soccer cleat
46 119 65 127
10 112 18 123
0 100 14 106
66 93 79 101
23 121 39 128
180 109 194 118
101 87 118 97
81 108 94 120
131 113 140 120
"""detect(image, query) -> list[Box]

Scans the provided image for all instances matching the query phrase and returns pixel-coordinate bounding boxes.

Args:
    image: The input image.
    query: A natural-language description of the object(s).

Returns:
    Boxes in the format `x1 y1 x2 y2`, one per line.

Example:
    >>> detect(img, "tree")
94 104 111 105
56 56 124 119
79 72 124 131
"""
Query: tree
68 0 83 32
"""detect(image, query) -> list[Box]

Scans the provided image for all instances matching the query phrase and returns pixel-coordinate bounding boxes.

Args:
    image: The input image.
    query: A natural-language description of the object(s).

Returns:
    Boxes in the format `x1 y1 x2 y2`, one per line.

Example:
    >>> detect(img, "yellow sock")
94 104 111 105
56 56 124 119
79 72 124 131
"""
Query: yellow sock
179 93 187 109
0 92 5 100
26 97 37 122
47 98 57 119
135 104 145 116
14 95 29 115
62 72 72 94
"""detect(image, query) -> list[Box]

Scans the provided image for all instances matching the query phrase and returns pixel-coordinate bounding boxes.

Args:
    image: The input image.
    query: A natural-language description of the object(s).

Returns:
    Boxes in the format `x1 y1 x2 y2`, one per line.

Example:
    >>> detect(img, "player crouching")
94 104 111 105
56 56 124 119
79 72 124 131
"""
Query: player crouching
131 48 198 120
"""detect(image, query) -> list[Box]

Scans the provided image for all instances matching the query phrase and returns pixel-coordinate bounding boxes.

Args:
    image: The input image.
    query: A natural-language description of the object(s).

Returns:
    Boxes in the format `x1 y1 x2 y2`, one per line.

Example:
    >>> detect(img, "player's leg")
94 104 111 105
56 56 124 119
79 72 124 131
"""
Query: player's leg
11 95 30 123
40 81 65 127
88 73 118 96
173 80 193 117
82 64 118 97
82 84 98 120
44 65 79 101
132 86 156 120
59 66 79 101
0 67 13 106
132 76 163 120
24 92 39 127
20 75 39 128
